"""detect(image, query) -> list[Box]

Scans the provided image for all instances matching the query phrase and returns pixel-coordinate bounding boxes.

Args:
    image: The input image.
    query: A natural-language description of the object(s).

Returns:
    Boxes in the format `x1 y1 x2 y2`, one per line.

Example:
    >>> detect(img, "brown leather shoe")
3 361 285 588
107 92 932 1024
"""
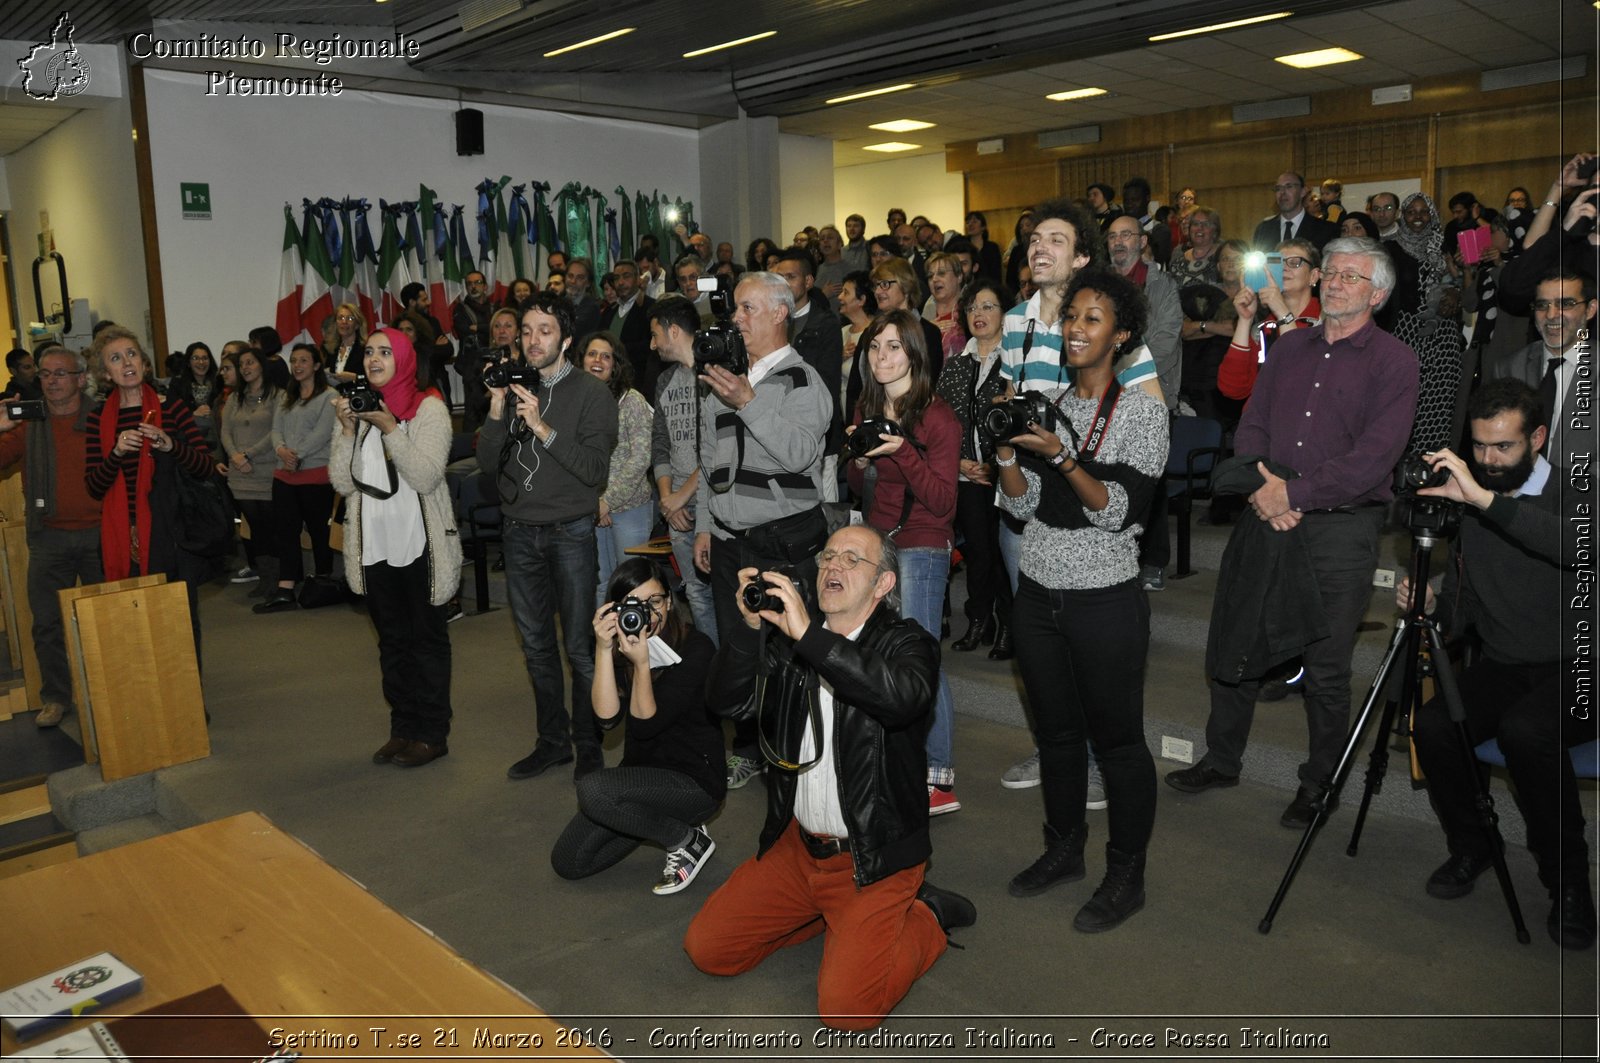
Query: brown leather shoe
372 737 410 764
392 740 449 767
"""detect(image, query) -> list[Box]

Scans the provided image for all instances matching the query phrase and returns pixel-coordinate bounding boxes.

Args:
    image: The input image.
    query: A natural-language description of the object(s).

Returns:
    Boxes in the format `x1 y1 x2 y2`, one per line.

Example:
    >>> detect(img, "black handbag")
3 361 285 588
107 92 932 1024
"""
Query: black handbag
297 575 349 609
172 467 235 558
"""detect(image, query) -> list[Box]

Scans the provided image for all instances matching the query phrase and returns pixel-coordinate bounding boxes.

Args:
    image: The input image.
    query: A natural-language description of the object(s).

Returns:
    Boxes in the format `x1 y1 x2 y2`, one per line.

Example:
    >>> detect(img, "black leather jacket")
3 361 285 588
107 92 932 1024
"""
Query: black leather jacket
708 606 937 887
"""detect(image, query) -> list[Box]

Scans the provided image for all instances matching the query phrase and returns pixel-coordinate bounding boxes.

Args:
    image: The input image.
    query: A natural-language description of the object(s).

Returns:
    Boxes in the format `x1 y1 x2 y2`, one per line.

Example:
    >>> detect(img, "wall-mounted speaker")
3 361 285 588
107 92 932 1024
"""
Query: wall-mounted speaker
456 109 484 156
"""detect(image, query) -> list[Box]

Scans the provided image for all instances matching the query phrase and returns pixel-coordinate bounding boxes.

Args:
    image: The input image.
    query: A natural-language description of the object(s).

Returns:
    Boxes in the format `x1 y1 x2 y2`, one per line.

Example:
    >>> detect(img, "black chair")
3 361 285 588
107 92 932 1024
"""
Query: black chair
1164 416 1224 579
456 471 502 614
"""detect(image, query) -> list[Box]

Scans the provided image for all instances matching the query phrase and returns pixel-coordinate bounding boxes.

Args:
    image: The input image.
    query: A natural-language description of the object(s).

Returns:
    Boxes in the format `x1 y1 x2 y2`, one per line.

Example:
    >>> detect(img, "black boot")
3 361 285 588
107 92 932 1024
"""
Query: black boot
988 618 1014 660
951 614 995 652
1008 822 1086 897
1073 845 1146 932
1549 877 1597 951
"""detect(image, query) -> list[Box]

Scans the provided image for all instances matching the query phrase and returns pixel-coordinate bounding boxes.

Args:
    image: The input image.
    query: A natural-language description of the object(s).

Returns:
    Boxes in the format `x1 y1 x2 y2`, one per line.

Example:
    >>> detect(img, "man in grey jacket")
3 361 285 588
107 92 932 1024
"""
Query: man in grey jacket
478 292 619 781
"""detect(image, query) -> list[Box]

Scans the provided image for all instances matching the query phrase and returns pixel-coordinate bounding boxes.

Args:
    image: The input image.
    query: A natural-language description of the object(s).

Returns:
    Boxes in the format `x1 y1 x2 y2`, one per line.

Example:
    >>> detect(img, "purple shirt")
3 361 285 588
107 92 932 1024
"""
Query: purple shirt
1233 317 1418 512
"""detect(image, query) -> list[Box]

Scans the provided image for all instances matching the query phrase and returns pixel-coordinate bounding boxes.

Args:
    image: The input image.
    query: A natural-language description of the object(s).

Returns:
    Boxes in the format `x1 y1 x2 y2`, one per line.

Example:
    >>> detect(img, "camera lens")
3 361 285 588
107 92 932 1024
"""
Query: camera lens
741 580 781 614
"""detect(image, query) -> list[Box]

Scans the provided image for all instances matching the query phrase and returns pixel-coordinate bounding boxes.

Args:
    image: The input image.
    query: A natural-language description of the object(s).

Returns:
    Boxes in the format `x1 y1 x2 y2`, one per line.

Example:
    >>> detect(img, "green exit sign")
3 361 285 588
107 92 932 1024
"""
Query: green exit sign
181 182 212 220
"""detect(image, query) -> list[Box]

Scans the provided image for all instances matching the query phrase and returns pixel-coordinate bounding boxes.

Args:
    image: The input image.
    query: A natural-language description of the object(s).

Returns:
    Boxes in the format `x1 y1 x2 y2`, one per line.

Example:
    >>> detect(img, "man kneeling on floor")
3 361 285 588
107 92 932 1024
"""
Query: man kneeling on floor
1399 379 1596 950
683 525 975 1030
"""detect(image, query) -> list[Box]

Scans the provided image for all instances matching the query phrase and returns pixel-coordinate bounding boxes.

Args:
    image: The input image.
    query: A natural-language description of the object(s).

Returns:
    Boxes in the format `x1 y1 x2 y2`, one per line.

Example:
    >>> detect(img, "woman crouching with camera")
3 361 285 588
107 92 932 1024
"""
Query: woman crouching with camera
995 266 1167 932
550 557 724 895
844 309 962 815
329 328 461 769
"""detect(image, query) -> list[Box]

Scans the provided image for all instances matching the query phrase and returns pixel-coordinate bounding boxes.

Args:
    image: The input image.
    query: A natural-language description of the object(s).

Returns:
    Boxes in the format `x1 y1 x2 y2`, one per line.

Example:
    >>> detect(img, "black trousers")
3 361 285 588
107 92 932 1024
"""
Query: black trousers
236 497 276 565
1138 485 1171 570
270 479 335 583
954 480 1011 625
550 765 720 879
1413 656 1592 890
364 555 453 745
1012 574 1156 854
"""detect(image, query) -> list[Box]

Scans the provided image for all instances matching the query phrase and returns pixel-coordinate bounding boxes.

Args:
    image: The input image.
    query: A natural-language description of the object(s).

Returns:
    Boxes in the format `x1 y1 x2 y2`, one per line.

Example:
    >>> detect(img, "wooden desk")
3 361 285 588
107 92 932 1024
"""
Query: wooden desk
0 812 607 1059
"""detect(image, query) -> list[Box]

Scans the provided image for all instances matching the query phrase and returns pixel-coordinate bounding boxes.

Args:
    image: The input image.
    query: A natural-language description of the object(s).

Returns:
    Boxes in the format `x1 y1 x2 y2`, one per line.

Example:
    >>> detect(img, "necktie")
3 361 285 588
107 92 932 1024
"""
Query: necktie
1538 356 1563 440
1283 219 1293 243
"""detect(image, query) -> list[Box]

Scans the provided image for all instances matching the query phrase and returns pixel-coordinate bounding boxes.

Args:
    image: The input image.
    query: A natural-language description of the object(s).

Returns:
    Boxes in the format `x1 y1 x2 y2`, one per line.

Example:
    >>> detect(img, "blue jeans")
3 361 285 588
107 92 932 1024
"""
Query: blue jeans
669 519 718 647
503 515 599 754
897 546 956 784
595 501 657 607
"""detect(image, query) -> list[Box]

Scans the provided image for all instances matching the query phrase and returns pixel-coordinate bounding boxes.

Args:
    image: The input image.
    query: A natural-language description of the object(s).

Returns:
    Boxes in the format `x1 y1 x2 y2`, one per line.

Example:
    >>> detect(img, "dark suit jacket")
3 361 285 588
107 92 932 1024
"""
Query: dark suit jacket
1251 214 1340 254
570 294 603 344
791 295 843 453
1486 338 1592 460
603 295 658 403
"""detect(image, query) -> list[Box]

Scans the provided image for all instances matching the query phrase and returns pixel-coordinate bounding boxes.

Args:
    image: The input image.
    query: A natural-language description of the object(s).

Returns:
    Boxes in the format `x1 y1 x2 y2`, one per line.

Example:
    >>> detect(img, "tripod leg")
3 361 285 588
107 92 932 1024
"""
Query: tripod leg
1260 619 1409 934
1424 623 1531 944
1347 633 1416 856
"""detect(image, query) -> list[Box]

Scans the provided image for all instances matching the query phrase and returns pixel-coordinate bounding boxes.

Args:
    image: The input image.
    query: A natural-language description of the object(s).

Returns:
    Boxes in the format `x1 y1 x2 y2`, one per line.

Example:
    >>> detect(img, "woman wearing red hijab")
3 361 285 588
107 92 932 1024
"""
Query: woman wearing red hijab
329 327 462 768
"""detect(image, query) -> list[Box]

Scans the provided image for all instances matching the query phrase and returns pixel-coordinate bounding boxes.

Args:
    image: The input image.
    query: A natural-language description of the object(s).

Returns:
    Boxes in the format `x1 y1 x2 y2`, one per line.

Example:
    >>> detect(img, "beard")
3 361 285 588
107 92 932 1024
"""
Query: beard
1473 447 1536 493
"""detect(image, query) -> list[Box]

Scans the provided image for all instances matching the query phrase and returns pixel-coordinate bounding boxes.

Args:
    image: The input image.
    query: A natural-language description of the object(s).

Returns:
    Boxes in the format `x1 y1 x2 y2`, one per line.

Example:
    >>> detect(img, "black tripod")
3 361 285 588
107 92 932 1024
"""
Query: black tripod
1259 505 1530 942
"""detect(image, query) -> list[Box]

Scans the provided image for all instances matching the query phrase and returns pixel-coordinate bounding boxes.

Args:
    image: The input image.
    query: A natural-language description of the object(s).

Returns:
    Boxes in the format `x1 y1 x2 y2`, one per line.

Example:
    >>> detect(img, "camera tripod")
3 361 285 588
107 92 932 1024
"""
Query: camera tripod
1258 517 1531 942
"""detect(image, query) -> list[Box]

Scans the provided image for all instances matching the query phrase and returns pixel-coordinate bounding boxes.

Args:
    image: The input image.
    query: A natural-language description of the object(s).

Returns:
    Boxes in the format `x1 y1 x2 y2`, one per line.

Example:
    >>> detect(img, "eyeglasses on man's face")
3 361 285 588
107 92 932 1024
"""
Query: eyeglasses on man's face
1532 298 1584 312
38 369 84 380
1324 269 1372 286
817 548 881 571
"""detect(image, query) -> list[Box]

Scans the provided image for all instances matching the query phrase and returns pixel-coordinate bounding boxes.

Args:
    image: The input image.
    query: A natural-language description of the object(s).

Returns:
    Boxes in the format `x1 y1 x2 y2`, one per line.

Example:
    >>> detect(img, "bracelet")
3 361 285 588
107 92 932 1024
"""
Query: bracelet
1544 200 1560 209
995 453 1017 468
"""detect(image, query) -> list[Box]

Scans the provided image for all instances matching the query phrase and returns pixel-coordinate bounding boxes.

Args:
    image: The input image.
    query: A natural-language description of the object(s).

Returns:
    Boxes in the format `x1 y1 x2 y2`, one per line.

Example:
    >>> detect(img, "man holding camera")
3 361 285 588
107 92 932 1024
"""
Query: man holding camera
0 345 100 728
1166 237 1418 829
683 525 974 1030
452 270 494 432
1399 379 1594 949
693 272 834 789
478 293 619 781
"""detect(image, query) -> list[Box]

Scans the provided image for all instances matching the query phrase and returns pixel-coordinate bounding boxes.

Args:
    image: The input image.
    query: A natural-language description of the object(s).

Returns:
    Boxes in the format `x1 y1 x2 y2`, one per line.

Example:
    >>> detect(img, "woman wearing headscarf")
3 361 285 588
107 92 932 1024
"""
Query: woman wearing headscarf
1385 192 1451 347
329 327 461 769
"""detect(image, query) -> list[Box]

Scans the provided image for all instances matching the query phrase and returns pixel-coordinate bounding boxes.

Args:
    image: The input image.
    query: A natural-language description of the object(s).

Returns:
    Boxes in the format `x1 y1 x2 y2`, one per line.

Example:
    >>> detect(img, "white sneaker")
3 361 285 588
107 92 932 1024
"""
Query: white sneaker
1001 749 1041 789
1086 761 1108 811
230 567 259 584
654 826 715 895
726 754 762 790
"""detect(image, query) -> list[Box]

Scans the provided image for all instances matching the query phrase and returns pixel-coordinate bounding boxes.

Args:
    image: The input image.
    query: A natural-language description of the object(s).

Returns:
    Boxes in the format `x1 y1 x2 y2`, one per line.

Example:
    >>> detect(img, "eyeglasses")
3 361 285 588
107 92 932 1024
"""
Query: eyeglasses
817 548 881 571
628 593 669 611
1282 256 1311 270
37 369 83 380
1325 269 1372 286
1370 204 1398 214
1532 298 1584 312
336 314 356 322
928 269 956 278
969 301 1002 313
873 280 897 290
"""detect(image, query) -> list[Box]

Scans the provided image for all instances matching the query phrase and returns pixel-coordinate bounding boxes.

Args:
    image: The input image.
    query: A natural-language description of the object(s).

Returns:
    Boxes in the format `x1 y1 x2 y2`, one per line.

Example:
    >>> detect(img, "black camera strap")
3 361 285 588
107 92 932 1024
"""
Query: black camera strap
350 423 400 500
966 352 1004 461
1074 379 1123 462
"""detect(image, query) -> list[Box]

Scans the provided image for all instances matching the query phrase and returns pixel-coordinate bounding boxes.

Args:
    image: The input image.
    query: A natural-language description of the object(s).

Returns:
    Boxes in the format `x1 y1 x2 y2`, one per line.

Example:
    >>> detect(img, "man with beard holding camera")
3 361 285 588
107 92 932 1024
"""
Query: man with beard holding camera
1398 379 1594 950
693 271 833 790
683 524 974 1030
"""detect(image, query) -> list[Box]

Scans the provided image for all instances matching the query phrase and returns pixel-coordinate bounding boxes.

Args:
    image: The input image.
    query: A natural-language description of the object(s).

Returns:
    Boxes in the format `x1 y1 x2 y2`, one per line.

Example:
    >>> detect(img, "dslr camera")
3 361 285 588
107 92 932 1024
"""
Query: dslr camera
483 361 538 390
610 597 654 637
1395 450 1462 538
1396 450 1450 491
845 417 903 460
337 377 382 415
741 565 812 615
980 393 1057 443
693 275 748 376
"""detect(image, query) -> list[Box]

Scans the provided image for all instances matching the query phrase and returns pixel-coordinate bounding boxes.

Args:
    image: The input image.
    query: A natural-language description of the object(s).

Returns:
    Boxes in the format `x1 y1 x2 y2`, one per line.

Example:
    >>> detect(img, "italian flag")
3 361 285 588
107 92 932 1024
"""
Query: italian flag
299 203 335 344
274 205 304 344
376 201 412 327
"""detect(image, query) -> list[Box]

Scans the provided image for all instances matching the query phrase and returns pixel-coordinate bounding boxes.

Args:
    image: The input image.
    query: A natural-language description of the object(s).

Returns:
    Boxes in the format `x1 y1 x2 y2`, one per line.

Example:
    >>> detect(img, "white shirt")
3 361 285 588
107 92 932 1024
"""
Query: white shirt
1277 209 1307 237
793 621 865 837
643 269 666 300
358 423 426 569
614 294 639 320
746 343 795 388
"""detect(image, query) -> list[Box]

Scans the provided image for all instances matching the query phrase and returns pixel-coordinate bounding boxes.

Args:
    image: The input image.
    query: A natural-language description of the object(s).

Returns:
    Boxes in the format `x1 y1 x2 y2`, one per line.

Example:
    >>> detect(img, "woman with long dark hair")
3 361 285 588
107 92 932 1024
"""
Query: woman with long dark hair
219 346 283 586
579 331 656 605
551 557 723 894
995 266 1167 933
1005 211 1036 294
330 328 460 768
255 343 339 613
168 341 222 451
964 211 1004 281
846 308 962 814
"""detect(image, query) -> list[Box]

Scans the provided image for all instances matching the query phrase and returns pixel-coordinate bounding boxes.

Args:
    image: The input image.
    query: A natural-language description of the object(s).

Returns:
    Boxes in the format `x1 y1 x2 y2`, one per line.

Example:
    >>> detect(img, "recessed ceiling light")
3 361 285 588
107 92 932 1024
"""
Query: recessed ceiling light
1275 47 1363 69
1046 87 1107 102
863 142 920 153
682 30 777 58
543 27 635 58
1149 12 1294 42
826 83 916 105
870 119 935 133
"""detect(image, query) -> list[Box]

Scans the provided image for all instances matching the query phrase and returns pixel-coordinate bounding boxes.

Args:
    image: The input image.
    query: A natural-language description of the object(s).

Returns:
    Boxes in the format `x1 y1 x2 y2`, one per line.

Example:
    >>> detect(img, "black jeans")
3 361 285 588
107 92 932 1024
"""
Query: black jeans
1012 574 1156 854
1203 506 1383 789
271 479 335 582
236 497 276 566
954 481 1011 625
1138 485 1171 570
27 526 103 706
1414 656 1592 890
550 765 721 879
364 555 453 745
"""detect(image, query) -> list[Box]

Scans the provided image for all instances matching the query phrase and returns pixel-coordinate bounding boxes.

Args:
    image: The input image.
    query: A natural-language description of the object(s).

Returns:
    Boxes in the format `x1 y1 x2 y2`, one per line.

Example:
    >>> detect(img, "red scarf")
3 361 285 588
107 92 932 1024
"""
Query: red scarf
98 384 161 581
372 327 440 421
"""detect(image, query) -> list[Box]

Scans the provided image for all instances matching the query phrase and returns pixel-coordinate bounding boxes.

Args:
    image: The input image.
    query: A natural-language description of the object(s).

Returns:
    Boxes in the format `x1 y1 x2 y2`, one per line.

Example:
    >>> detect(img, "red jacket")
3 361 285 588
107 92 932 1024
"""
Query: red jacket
845 397 959 549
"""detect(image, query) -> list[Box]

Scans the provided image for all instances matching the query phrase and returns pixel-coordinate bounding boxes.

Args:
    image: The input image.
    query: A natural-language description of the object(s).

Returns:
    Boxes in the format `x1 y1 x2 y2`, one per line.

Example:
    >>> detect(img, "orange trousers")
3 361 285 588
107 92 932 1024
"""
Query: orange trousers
683 820 947 1030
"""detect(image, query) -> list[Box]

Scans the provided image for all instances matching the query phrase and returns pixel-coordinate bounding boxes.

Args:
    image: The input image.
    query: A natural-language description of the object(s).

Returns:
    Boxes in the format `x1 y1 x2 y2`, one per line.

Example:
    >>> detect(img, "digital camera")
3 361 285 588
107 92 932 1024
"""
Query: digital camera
845 417 903 460
611 597 654 637
741 566 810 615
693 275 748 376
1397 450 1450 491
483 361 538 390
337 378 382 414
980 393 1057 443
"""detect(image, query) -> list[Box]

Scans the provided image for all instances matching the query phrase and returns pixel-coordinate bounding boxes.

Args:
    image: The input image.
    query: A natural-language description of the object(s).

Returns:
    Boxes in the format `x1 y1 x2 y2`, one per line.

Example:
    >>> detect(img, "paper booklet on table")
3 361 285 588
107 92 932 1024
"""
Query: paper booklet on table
16 984 273 1062
0 952 142 1040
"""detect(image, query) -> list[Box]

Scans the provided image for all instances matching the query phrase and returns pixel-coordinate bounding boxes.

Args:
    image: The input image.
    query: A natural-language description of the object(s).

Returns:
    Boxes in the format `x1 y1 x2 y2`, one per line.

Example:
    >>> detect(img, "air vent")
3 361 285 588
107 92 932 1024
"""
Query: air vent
459 0 526 33
1232 96 1311 124
1036 125 1101 149
1481 56 1586 93
1371 84 1412 105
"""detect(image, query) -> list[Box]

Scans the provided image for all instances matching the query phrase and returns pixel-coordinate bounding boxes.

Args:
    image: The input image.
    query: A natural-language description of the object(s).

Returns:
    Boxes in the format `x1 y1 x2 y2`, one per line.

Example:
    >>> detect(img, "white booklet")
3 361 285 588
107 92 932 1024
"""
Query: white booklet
0 952 143 1040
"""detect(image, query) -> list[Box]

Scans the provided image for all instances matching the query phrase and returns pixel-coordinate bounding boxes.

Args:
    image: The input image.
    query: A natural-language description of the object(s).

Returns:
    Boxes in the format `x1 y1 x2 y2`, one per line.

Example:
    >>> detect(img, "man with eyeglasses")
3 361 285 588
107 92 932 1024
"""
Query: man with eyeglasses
1167 237 1418 832
0 345 101 728
1367 192 1401 239
1252 171 1339 253
685 524 975 1031
1486 267 1597 463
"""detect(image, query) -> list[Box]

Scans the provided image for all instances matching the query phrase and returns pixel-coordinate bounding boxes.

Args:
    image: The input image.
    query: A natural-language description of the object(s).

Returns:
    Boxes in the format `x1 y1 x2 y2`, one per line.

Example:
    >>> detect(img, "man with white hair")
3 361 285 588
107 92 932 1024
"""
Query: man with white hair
1166 238 1419 830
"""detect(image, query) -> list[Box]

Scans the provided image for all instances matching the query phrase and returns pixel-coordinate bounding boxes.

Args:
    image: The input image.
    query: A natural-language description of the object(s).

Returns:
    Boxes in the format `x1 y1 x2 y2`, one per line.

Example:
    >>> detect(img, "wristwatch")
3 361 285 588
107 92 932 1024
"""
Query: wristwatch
1047 448 1070 468
1277 311 1297 326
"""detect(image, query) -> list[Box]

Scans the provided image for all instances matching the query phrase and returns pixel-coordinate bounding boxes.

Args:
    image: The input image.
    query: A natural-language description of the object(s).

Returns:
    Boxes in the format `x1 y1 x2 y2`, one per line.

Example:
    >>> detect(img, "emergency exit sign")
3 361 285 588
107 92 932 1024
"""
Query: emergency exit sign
181 183 212 220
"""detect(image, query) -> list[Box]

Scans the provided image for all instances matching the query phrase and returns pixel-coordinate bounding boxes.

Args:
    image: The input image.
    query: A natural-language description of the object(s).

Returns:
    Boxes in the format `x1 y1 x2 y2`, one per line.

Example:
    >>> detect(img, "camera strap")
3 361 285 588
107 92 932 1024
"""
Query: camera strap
1075 379 1123 462
350 424 400 500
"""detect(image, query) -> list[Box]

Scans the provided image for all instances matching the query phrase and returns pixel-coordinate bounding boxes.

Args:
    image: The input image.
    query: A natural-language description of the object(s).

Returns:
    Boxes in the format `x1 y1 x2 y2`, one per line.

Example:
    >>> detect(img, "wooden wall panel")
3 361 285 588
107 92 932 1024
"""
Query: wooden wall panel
966 163 1059 213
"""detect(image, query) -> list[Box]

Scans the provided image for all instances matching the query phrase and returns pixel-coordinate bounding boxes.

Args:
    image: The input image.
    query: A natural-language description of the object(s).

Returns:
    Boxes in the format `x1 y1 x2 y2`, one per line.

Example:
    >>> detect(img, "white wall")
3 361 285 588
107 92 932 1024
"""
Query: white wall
834 153 964 237
699 113 779 266
142 69 702 351
4 90 148 349
777 133 834 243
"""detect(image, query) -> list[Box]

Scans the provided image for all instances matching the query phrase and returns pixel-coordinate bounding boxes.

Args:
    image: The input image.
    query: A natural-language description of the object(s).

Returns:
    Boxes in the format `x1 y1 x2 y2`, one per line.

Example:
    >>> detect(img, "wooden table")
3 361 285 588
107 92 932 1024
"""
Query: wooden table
0 812 609 1059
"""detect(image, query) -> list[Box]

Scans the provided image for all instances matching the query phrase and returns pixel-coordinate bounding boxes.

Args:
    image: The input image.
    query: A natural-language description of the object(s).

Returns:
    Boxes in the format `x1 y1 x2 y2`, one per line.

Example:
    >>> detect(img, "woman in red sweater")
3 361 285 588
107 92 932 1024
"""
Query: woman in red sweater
846 308 962 815
1217 238 1321 400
